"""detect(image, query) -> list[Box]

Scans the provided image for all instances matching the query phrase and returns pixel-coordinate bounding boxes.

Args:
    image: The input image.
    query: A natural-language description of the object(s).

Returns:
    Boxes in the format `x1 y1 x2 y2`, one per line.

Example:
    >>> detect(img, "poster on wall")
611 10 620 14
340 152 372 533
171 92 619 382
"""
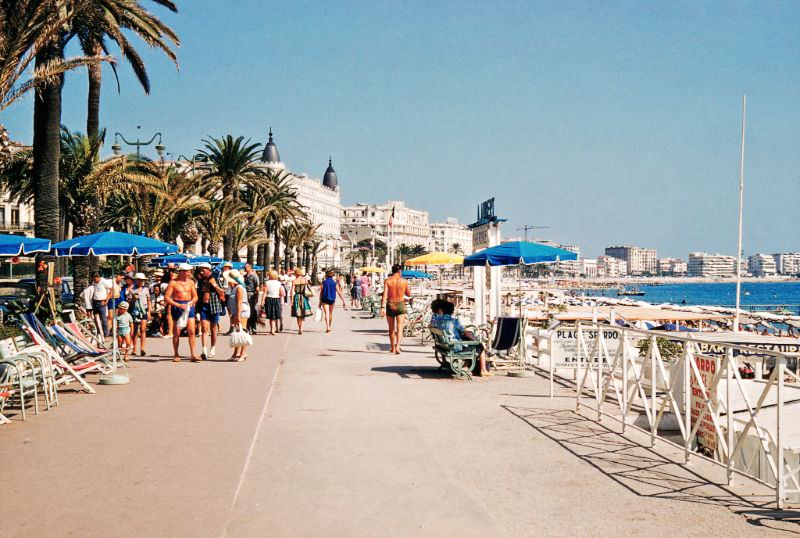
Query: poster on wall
690 354 719 456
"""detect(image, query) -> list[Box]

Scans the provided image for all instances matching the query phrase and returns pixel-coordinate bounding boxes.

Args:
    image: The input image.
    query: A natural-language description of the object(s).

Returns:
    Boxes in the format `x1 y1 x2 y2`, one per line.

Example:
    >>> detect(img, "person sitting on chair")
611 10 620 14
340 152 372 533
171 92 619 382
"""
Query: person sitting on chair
430 299 491 377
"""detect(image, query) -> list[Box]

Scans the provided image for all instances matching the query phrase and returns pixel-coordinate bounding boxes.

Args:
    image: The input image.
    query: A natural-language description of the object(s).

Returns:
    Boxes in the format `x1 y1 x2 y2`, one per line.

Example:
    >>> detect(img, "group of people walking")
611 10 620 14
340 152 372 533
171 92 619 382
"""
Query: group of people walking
81 262 354 363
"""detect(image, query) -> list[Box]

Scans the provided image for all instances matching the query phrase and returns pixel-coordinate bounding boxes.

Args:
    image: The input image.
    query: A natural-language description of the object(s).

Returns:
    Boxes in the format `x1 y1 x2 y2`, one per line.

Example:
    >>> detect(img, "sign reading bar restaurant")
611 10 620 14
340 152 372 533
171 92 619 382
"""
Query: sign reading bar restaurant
690 355 719 455
550 328 621 369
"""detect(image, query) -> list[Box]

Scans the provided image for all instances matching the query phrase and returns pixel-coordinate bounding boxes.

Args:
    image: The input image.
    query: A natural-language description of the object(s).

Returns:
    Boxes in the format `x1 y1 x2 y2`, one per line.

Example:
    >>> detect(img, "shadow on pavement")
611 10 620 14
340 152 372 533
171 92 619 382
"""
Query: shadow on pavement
501 405 797 531
371 365 453 380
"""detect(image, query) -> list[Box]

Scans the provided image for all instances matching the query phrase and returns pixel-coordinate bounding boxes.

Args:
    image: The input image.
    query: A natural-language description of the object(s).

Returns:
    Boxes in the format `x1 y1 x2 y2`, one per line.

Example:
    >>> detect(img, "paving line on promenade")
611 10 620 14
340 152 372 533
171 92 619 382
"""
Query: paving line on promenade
222 334 289 538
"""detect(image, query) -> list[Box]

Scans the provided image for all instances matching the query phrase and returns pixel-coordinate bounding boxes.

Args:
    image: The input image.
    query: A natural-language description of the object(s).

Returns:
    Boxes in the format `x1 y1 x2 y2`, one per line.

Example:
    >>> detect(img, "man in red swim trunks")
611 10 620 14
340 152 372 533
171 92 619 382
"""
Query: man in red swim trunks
164 263 199 362
380 264 411 354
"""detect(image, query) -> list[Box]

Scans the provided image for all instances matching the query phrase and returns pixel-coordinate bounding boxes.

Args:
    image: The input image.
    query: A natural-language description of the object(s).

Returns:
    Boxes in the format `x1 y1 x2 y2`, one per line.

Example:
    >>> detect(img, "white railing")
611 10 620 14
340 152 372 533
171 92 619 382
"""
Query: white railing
573 321 800 508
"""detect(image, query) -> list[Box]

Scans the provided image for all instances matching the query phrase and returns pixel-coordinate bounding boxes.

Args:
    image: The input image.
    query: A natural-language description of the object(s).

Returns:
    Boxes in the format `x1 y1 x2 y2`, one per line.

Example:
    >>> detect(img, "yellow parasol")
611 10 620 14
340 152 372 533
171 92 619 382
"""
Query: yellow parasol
404 252 464 266
358 266 384 273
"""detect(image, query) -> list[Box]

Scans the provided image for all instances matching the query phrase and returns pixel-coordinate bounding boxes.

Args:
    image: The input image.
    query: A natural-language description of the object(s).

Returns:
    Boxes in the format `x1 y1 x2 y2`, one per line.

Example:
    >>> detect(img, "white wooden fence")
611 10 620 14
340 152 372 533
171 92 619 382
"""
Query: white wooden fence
571 321 800 508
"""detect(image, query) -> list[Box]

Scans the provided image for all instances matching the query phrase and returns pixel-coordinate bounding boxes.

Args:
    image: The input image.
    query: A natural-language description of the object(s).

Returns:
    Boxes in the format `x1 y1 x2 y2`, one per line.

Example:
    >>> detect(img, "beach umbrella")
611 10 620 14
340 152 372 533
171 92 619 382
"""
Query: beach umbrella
463 241 577 267
52 231 178 385
358 266 384 273
149 253 191 267
0 234 51 255
464 241 578 376
404 252 464 266
405 252 464 291
52 231 178 257
402 270 433 279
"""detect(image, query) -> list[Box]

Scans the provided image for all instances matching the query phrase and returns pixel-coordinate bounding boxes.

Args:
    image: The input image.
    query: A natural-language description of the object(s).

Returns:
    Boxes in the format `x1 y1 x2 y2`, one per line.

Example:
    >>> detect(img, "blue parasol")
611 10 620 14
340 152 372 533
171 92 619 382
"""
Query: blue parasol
402 270 433 279
463 241 577 267
52 231 178 257
0 234 51 256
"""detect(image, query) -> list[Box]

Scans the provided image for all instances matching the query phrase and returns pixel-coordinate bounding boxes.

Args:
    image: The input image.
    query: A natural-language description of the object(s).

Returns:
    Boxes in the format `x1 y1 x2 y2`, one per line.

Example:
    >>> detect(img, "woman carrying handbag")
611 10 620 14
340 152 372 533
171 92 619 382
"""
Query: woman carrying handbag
227 269 251 361
291 268 313 334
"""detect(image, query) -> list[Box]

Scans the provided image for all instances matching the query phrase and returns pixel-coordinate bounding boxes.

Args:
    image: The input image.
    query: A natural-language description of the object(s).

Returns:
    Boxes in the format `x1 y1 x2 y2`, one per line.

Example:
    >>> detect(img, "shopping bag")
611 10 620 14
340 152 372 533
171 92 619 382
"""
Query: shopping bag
231 328 252 347
314 308 323 322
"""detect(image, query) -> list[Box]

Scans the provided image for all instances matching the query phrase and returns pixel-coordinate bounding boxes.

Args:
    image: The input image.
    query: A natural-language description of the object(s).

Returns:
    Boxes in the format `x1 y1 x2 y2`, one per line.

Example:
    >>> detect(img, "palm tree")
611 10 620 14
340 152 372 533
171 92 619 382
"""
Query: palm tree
253 168 302 270
197 135 266 259
450 242 463 255
58 128 107 293
410 244 428 258
229 217 269 262
70 0 179 137
396 243 412 264
195 199 243 258
0 127 121 292
97 160 207 239
0 1 108 112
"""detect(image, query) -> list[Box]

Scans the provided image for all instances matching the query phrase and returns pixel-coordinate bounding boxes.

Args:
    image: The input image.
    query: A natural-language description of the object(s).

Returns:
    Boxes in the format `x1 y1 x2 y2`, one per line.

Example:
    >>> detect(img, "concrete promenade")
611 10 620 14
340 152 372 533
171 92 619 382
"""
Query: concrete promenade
2 308 798 537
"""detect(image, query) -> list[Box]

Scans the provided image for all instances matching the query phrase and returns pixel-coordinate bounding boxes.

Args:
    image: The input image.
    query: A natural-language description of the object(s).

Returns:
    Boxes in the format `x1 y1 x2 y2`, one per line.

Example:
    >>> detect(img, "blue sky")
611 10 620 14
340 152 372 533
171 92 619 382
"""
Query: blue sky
2 1 799 258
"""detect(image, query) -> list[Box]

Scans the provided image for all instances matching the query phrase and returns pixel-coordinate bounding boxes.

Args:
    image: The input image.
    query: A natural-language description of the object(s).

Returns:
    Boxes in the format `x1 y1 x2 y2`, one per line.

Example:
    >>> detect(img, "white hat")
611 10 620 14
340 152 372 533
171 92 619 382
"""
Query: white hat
118 301 129 310
134 272 146 280
222 261 233 268
196 262 212 269
178 263 193 271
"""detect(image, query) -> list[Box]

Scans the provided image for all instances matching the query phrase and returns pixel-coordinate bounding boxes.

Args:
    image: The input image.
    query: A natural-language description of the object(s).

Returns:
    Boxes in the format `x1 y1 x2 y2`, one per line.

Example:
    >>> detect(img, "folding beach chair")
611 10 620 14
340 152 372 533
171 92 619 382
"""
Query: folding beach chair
64 322 108 353
50 325 108 358
19 315 100 394
485 316 523 367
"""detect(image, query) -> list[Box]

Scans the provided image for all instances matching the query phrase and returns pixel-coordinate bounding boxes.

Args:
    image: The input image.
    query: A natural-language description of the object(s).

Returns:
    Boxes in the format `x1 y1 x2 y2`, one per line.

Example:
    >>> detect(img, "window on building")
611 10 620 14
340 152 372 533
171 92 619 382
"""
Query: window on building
0 208 5 226
10 208 19 227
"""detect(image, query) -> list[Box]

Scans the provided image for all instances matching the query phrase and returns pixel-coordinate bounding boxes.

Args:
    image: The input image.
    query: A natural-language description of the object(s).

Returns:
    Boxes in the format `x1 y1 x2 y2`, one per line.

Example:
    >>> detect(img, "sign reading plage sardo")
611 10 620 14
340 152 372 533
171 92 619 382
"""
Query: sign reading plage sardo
550 327 623 369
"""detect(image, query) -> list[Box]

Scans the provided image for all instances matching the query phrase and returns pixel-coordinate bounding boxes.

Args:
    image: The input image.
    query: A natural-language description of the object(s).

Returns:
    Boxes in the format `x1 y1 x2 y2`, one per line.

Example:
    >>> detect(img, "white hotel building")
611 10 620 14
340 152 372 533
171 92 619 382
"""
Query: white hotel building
430 218 473 254
773 253 800 276
341 201 431 249
688 252 736 277
258 130 342 266
748 254 778 277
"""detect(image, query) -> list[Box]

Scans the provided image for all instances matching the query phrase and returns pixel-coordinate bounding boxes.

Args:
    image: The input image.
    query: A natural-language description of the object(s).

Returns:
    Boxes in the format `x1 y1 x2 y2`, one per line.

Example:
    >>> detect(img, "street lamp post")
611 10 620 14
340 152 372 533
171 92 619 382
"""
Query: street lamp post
111 125 165 161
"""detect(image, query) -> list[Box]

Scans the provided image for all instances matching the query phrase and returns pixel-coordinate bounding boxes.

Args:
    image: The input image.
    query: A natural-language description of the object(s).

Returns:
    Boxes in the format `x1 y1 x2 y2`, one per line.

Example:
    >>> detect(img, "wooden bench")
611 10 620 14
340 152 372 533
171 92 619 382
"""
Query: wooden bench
429 326 479 380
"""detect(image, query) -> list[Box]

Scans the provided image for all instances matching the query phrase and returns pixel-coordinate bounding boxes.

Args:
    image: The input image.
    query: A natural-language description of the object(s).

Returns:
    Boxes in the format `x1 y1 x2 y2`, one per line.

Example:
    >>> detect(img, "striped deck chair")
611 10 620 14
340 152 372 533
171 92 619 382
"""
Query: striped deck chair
49 325 108 359
19 315 100 394
63 322 108 354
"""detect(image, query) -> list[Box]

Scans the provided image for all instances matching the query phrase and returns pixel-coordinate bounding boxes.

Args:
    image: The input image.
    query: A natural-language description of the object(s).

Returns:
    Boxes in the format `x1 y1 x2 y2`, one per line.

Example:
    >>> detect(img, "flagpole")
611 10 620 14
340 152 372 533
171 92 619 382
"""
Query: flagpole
734 94 746 333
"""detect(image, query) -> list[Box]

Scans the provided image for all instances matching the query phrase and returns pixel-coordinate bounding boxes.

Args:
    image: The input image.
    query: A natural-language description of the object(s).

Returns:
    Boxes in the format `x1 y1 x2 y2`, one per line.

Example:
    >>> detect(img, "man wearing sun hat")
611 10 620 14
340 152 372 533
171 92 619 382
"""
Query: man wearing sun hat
196 262 224 360
164 263 199 362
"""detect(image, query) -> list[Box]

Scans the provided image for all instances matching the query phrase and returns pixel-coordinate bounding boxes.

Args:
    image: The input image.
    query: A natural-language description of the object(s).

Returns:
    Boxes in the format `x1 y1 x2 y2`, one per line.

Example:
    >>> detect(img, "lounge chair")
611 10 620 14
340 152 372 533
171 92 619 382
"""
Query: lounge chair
18 315 103 394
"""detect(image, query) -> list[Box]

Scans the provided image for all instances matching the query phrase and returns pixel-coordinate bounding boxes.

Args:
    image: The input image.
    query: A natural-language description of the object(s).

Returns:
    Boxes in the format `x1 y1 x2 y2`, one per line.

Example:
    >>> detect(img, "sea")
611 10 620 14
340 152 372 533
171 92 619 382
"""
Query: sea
579 281 800 315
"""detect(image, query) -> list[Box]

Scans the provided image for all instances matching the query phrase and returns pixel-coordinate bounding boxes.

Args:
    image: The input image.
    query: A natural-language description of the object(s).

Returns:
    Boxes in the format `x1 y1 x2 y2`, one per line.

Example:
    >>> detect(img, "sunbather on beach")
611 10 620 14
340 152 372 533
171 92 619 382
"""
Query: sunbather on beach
164 263 199 363
380 264 411 354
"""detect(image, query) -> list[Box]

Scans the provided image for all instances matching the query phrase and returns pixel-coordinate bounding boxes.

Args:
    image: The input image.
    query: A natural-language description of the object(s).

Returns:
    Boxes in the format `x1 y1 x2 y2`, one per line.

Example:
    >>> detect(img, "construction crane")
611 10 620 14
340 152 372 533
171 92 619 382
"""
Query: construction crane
516 224 550 242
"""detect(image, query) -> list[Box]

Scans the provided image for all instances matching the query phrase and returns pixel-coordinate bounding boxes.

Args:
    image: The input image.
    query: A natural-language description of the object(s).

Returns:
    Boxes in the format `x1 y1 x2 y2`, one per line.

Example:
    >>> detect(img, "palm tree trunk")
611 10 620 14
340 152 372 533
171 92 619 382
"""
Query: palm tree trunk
86 43 102 139
246 245 254 265
32 43 64 245
273 228 281 269
256 244 265 269
223 232 232 260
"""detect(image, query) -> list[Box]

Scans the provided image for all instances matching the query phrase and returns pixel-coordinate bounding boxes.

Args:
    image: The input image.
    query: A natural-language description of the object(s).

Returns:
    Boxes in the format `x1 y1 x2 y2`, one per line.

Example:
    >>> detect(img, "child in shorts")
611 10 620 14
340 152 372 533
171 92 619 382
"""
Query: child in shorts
116 301 134 362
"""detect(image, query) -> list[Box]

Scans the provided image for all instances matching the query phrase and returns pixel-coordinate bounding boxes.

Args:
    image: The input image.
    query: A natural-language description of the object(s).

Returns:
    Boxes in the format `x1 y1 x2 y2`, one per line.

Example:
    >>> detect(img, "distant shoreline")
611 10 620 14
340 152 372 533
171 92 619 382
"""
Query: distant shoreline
557 276 800 287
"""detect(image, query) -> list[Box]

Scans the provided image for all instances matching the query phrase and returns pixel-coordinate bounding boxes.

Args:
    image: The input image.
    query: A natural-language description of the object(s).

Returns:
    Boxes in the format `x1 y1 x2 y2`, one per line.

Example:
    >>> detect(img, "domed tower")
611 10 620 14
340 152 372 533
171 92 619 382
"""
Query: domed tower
322 157 338 190
261 127 281 163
